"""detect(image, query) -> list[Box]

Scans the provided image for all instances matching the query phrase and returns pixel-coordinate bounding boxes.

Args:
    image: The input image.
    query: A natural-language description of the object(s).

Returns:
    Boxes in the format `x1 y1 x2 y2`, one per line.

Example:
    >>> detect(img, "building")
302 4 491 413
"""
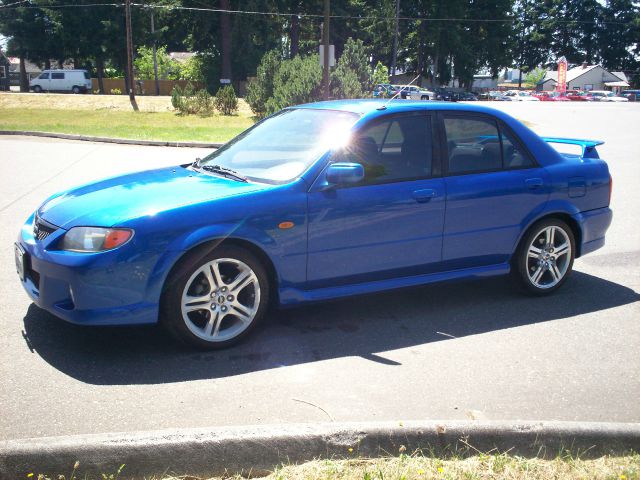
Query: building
0 49 10 91
537 64 629 92
6 56 42 86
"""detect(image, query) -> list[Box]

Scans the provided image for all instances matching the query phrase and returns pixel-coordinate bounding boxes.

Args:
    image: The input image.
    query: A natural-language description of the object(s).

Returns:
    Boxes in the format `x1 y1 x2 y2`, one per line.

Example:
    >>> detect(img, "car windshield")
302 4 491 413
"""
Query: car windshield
199 108 359 184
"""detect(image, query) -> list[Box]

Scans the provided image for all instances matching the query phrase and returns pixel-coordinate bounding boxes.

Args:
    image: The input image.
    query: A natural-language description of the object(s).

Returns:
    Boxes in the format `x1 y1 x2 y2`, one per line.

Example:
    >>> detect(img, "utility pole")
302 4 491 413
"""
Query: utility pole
390 0 400 82
125 0 138 110
150 7 159 96
322 0 330 100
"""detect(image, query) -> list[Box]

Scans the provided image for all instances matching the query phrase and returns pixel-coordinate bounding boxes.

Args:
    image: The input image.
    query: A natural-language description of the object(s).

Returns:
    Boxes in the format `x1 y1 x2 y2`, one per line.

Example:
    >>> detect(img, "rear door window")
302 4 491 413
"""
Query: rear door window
444 115 535 174
444 117 502 174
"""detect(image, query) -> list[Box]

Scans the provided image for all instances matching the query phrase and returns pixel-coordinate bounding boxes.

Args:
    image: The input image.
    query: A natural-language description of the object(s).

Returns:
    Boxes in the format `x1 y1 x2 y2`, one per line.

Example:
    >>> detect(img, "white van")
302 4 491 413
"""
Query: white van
30 69 92 94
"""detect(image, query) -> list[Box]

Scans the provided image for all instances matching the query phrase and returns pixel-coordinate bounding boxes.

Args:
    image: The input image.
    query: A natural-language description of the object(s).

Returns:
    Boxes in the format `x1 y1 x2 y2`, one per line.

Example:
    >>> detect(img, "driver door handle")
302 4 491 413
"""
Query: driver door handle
412 189 438 203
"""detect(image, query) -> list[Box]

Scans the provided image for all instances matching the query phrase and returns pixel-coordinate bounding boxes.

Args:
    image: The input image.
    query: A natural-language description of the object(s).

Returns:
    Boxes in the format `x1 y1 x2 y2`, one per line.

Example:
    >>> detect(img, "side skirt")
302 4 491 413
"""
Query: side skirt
279 263 511 306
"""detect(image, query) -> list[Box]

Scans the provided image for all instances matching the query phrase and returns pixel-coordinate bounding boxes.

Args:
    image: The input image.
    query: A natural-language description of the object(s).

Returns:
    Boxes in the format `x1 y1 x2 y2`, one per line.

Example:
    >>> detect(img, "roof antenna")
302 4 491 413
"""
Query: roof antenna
377 74 422 110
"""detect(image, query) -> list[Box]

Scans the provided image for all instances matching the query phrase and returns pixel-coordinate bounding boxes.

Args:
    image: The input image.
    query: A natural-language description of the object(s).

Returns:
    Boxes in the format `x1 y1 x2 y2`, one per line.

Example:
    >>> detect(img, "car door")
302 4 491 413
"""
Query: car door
306 113 446 288
35 72 50 90
50 71 65 91
439 112 550 269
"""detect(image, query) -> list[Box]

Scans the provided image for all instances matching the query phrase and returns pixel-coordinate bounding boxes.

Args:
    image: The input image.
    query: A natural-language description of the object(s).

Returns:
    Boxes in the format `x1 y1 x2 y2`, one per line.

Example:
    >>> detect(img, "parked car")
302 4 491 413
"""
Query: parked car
565 90 593 101
391 85 433 100
373 83 395 98
588 90 629 102
29 69 92 94
533 92 571 102
488 91 512 101
620 90 640 101
405 85 435 100
16 100 613 348
475 91 490 101
459 92 479 101
435 89 457 101
504 90 540 101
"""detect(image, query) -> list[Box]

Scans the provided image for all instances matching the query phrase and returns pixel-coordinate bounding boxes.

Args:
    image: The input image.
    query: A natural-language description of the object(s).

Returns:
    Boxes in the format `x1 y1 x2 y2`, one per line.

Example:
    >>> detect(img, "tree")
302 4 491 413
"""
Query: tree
524 67 546 85
372 61 389 85
269 54 322 114
134 45 180 80
245 49 282 117
599 0 639 72
331 37 372 98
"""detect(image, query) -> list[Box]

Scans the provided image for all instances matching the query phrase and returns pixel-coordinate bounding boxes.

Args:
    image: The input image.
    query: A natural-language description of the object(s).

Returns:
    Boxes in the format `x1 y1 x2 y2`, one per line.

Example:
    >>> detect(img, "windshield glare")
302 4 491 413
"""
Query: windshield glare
200 108 359 183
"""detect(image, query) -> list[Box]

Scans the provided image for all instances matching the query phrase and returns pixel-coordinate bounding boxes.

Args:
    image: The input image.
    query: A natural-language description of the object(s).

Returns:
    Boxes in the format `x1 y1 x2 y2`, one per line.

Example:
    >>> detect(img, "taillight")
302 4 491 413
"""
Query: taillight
608 174 613 206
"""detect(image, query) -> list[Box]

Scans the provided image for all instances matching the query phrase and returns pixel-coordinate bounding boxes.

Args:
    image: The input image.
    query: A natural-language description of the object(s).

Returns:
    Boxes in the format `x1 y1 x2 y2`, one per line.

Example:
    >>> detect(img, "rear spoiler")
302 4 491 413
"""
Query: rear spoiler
541 137 605 159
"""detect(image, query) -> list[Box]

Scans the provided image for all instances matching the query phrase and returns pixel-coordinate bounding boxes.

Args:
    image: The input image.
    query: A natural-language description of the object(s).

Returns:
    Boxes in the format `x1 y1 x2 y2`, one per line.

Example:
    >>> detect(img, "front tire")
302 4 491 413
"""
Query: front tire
161 245 270 349
514 219 575 295
33 85 42 93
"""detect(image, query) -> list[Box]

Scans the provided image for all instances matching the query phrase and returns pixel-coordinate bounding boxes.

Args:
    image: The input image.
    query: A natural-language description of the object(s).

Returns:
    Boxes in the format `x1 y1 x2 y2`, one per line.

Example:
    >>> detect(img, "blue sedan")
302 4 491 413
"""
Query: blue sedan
15 100 613 348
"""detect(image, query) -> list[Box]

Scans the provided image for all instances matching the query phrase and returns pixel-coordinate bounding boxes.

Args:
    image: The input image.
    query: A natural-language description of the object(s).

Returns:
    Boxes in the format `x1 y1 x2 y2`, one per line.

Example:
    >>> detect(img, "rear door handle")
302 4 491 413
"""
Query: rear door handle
525 178 544 189
412 189 438 203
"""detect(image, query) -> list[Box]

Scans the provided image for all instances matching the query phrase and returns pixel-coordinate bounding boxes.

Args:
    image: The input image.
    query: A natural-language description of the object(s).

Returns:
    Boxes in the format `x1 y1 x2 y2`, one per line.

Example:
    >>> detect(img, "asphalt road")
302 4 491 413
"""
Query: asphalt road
1 102 638 441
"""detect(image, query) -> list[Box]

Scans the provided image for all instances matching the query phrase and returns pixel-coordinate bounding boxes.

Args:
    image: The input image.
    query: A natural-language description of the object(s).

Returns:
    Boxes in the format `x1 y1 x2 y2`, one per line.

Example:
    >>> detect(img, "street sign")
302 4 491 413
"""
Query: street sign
557 56 568 93
319 45 335 67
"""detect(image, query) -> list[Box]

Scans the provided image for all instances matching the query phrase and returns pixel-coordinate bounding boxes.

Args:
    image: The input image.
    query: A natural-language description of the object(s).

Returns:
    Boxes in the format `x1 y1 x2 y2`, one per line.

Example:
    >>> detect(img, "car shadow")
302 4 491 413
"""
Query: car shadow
22 270 639 385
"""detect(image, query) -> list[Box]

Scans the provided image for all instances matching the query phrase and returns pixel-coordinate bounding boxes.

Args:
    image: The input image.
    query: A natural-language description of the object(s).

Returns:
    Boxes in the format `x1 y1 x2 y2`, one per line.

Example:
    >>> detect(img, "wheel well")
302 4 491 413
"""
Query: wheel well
519 213 583 258
164 237 280 303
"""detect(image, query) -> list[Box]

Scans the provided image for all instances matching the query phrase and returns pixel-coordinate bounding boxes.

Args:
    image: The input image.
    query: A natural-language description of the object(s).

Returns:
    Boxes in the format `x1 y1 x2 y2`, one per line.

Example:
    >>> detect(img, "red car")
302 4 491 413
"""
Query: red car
533 91 571 102
565 90 593 101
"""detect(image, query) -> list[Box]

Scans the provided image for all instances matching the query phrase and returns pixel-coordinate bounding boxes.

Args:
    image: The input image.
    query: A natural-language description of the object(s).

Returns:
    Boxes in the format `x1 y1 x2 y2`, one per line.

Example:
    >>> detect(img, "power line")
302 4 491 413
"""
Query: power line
0 2 633 26
0 0 30 7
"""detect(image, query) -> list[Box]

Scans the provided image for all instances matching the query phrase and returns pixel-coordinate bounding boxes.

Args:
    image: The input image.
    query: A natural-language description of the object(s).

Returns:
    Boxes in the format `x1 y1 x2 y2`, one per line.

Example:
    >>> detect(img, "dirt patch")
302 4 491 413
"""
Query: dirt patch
0 92 252 114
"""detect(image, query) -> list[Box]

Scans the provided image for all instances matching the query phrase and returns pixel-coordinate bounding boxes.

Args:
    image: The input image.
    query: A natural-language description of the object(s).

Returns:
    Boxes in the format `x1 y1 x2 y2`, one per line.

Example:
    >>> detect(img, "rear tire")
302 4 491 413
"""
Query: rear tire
514 218 575 295
72 86 81 94
161 245 270 349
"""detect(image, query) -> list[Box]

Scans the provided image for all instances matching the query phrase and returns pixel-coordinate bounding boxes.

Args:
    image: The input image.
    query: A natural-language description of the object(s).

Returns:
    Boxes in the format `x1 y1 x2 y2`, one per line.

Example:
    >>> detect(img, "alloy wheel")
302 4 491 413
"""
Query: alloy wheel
526 225 572 289
180 258 260 342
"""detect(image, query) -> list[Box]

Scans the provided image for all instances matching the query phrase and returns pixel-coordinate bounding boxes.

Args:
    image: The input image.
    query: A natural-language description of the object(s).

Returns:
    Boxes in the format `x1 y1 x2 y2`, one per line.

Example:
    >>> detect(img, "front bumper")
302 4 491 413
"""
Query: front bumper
16 213 159 326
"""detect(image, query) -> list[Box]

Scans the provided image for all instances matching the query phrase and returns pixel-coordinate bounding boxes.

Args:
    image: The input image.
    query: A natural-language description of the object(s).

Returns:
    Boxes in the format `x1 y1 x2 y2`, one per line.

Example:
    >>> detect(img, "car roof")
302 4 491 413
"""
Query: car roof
294 99 511 117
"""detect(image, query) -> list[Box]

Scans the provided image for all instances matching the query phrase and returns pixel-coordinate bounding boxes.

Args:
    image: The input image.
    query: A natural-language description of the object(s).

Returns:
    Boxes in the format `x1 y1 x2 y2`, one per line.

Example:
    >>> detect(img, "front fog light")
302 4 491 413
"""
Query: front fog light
60 227 133 252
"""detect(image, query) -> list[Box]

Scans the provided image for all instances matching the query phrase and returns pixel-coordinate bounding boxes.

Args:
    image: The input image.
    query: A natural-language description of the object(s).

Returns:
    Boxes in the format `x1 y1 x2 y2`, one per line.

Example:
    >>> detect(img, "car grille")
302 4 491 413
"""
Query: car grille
33 214 58 241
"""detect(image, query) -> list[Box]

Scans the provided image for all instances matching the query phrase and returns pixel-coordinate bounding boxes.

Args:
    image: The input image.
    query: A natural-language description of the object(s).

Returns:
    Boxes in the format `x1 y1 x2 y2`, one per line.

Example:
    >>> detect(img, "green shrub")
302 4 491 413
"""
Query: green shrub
170 83 214 116
246 49 282 118
331 38 371 99
214 85 238 115
110 88 122 95
269 54 322 115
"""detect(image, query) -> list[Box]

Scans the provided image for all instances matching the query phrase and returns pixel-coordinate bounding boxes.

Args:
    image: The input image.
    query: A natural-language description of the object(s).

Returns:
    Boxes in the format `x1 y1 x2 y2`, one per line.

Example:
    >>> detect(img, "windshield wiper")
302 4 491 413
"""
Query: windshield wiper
199 164 248 182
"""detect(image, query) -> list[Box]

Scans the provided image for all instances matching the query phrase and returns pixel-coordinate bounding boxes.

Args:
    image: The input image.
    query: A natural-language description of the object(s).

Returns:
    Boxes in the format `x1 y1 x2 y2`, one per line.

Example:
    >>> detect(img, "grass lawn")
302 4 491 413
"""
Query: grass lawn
32 453 639 480
0 93 254 143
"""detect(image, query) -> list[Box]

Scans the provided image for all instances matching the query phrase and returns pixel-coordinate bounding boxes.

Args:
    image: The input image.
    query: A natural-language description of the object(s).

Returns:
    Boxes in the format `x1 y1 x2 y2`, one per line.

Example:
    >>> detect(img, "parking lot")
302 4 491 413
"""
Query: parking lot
0 102 638 441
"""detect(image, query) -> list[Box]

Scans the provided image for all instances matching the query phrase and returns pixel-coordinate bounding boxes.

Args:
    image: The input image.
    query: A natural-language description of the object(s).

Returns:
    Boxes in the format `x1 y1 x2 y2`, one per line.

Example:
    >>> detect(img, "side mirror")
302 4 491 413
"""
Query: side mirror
326 162 364 186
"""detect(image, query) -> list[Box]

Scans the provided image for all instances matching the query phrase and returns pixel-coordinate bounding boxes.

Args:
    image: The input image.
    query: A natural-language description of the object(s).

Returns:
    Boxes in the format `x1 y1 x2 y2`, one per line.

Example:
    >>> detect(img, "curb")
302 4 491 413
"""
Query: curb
1 421 639 479
0 130 223 148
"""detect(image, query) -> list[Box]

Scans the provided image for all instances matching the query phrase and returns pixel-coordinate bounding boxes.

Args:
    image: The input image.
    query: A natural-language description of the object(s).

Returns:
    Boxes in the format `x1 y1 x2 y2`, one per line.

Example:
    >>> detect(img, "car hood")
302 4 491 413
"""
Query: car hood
38 166 270 229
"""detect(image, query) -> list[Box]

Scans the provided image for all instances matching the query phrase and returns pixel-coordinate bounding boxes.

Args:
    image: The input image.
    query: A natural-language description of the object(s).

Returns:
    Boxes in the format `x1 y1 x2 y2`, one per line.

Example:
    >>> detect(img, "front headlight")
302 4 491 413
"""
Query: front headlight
60 227 133 252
